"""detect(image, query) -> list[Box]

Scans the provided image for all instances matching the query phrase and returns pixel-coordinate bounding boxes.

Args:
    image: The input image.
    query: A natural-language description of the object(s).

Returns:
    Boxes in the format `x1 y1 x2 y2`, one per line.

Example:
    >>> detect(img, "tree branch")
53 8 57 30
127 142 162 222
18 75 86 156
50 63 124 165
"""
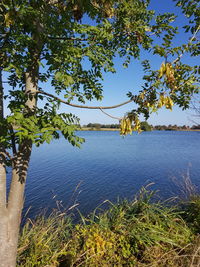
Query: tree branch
36 90 133 109
172 25 200 65
0 27 12 51
48 35 90 42
9 127 17 156
0 68 4 119
47 30 139 43
100 108 122 120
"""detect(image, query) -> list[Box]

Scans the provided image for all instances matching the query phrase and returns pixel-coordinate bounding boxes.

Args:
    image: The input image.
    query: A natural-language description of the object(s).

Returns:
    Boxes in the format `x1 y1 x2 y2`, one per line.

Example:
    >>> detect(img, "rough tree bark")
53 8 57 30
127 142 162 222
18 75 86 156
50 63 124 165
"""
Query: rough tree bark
0 24 42 265
0 73 37 267
0 145 32 267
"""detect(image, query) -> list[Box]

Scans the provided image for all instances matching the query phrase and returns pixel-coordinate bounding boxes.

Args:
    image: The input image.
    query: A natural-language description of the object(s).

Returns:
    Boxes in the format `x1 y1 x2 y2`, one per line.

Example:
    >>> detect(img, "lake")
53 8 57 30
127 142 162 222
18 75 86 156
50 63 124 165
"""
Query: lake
22 130 200 219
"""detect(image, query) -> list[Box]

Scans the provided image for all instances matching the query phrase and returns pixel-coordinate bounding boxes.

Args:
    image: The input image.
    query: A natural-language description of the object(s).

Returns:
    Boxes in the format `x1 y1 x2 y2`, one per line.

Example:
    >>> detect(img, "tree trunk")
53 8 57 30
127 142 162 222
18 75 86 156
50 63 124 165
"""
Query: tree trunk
0 68 19 266
0 18 43 266
0 170 25 267
0 160 9 267
0 216 20 267
0 141 32 267
0 68 12 266
0 70 37 266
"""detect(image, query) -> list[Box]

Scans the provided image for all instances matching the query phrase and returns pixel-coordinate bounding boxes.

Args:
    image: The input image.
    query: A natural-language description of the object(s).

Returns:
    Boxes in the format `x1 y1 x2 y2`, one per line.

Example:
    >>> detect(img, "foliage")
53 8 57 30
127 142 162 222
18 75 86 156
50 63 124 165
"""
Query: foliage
17 187 199 267
140 121 152 131
17 212 73 267
153 124 183 130
86 123 102 130
86 121 152 131
0 1 199 265
120 114 142 135
191 124 200 129
180 195 200 234
0 0 199 150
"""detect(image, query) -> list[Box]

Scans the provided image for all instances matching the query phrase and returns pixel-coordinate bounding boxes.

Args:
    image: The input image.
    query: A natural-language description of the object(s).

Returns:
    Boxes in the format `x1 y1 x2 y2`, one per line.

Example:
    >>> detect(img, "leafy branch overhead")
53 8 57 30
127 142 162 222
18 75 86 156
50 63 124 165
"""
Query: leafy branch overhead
0 0 199 148
0 1 200 265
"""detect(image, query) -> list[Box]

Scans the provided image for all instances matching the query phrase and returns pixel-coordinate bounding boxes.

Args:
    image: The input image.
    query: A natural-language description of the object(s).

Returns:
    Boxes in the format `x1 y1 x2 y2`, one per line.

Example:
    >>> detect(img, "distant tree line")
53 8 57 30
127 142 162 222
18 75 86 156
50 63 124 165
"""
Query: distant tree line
83 121 153 131
153 124 200 130
189 125 200 130
83 123 200 131
84 123 120 129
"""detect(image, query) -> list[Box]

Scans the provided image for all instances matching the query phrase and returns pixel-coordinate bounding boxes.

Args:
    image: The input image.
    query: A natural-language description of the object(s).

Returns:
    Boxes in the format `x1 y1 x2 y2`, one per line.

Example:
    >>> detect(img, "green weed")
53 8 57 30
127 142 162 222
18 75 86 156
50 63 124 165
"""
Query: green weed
17 186 200 267
17 212 72 267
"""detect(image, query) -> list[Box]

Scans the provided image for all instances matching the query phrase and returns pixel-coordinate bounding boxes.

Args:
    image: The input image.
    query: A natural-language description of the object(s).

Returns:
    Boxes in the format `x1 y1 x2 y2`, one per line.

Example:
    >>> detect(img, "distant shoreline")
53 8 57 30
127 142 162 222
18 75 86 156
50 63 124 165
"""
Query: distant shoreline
79 128 200 132
12 125 200 132
80 127 119 131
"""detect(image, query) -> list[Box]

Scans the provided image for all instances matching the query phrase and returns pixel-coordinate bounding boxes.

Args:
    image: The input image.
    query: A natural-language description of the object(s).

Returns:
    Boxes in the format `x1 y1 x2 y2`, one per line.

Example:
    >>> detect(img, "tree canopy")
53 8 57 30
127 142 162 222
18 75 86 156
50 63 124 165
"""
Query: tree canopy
1 0 199 153
0 0 199 265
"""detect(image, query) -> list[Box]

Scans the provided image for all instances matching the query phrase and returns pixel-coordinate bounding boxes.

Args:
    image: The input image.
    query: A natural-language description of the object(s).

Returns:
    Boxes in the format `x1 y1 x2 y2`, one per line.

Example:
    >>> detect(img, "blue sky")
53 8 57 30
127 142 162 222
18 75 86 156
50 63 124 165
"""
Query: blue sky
56 0 199 126
3 0 199 126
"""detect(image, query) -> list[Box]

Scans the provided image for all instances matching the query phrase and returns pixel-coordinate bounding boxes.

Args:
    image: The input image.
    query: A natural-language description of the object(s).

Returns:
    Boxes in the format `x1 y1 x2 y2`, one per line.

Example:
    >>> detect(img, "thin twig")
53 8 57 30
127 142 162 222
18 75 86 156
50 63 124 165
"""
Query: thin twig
172 25 200 65
190 245 200 267
48 36 90 42
100 108 122 120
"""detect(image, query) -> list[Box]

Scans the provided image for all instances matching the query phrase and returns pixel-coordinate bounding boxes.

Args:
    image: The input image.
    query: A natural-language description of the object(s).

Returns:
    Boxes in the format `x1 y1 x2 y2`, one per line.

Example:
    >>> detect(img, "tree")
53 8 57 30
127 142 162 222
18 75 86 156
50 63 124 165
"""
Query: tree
0 0 199 266
140 121 152 131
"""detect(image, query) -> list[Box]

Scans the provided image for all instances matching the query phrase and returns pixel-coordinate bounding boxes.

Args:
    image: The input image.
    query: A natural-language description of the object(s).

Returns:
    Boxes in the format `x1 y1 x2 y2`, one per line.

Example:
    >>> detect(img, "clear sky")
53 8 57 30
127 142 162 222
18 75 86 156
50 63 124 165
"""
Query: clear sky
3 0 199 126
55 0 199 127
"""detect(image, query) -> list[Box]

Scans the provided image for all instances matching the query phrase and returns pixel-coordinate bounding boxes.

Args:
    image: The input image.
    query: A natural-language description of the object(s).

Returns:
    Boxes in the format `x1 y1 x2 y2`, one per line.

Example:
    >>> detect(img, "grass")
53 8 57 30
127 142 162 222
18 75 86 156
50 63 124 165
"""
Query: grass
16 183 200 267
17 212 73 266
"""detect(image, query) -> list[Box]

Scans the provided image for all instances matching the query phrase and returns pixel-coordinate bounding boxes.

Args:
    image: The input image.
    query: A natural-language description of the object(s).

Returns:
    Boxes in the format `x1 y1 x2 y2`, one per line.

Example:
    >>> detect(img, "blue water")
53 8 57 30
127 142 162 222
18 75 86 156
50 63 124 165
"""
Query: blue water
23 130 200 218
